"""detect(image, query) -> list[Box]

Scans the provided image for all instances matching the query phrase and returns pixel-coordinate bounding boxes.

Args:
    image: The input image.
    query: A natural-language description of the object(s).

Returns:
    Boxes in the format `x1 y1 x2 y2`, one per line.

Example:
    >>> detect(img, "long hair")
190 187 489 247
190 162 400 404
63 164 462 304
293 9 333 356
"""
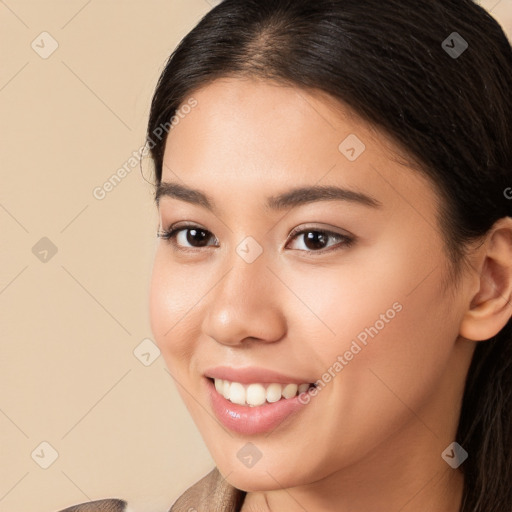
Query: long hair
146 1 512 510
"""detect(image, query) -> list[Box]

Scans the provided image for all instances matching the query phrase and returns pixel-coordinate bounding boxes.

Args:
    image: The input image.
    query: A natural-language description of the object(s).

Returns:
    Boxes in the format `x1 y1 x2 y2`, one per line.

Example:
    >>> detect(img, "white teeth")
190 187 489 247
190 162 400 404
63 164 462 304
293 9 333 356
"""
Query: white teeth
298 383 310 394
214 378 224 394
246 383 267 406
229 382 246 405
222 380 230 400
212 378 312 406
266 383 282 403
282 383 298 399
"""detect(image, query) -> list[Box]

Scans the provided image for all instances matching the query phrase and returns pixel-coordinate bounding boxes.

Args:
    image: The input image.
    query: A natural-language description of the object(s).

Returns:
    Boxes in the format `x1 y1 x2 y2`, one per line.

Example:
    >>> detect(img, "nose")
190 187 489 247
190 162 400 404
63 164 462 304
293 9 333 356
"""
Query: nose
201 250 287 347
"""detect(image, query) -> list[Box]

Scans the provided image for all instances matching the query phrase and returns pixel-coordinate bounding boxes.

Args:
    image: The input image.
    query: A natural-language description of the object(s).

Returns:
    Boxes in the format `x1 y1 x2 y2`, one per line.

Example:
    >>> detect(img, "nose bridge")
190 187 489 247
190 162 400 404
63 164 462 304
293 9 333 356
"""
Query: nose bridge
203 242 286 344
216 243 272 314
218 232 271 301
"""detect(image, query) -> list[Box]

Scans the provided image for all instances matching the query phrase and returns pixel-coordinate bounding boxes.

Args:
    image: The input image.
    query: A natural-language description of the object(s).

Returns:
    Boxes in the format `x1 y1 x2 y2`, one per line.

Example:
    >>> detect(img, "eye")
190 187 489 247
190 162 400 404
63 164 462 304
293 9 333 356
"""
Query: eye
157 223 355 254
286 227 355 253
157 223 218 250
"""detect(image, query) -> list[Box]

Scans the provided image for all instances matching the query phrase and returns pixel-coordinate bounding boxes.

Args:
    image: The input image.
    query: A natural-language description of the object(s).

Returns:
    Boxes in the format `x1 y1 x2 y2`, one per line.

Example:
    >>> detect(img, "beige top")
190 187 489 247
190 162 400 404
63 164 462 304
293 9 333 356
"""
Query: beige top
56 467 246 512
169 467 246 511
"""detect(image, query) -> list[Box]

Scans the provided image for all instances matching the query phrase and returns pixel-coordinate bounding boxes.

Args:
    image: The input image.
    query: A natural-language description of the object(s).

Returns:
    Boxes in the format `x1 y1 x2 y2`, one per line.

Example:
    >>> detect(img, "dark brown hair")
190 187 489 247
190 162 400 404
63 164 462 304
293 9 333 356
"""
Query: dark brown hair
146 1 512 510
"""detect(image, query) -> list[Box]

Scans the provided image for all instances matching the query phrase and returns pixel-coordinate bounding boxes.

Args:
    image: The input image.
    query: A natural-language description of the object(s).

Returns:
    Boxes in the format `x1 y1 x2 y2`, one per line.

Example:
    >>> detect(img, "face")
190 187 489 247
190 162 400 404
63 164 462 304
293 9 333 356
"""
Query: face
149 77 475 492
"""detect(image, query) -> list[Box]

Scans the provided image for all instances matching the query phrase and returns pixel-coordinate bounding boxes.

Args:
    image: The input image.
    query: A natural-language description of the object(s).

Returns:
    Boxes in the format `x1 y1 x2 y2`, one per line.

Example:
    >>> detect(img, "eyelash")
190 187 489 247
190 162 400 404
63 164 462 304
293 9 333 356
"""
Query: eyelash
156 223 355 255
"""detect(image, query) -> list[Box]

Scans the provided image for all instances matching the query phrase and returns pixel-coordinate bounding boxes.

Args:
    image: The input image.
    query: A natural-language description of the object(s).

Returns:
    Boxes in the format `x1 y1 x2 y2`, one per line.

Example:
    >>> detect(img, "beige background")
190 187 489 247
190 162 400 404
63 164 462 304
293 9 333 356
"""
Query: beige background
1 1 511 511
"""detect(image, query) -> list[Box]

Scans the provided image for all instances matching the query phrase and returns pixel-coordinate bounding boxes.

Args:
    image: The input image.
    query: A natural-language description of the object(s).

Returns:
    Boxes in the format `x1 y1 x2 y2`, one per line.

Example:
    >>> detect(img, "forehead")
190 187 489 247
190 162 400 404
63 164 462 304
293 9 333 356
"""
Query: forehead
160 77 438 218
167 77 374 152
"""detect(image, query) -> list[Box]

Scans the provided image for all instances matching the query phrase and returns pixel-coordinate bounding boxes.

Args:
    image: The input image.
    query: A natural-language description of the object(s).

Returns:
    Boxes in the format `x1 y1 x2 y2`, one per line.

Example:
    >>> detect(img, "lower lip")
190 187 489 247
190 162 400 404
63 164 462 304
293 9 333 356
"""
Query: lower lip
205 378 310 435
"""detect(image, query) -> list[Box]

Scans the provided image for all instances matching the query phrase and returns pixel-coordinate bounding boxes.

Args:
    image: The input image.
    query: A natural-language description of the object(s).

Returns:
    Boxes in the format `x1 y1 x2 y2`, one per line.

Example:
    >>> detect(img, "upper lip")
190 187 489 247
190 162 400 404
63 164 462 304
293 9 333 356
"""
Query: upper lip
204 366 314 385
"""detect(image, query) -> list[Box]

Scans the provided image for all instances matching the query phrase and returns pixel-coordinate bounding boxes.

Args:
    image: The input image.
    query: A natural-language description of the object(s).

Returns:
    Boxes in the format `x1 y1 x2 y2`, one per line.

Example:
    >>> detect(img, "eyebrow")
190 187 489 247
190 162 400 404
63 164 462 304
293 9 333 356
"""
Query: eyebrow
154 181 382 212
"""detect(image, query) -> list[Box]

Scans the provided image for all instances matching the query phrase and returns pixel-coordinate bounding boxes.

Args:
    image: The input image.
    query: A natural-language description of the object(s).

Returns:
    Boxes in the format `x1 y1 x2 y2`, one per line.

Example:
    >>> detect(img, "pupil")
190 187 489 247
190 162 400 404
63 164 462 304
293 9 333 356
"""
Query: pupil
305 231 326 250
188 229 209 247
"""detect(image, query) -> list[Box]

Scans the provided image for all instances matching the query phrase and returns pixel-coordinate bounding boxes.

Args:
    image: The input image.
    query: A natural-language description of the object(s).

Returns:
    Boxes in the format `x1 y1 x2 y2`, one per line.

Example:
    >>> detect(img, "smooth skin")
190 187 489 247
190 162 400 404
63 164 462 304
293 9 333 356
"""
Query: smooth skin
149 77 512 512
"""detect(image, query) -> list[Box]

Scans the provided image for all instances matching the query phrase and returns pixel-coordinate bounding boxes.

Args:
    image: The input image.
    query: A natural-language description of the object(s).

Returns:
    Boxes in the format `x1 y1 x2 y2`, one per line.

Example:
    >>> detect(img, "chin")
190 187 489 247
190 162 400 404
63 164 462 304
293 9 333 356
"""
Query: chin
215 457 317 493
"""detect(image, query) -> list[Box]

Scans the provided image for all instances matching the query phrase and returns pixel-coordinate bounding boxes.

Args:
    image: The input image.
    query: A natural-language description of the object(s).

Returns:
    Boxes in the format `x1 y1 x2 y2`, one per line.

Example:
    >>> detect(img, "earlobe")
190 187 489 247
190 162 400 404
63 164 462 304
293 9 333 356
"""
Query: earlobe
459 217 512 342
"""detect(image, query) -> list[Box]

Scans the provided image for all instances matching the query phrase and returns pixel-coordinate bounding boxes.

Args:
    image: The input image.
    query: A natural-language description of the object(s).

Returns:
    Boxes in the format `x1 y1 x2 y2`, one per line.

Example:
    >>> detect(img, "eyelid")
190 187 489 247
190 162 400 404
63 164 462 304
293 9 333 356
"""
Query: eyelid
286 223 353 242
284 224 355 254
157 221 219 250
158 222 355 254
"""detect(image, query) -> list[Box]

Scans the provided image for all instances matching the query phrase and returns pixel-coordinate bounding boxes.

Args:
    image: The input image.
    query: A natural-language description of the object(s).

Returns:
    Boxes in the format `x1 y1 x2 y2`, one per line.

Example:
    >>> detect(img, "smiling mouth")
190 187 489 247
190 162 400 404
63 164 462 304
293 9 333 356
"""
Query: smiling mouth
208 377 317 407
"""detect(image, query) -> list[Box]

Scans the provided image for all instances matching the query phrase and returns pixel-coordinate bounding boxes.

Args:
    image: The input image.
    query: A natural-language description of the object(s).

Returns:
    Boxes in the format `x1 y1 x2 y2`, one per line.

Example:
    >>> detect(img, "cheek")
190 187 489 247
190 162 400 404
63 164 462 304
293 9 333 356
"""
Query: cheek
149 250 201 369
285 237 459 403
269 261 459 471
327 282 460 460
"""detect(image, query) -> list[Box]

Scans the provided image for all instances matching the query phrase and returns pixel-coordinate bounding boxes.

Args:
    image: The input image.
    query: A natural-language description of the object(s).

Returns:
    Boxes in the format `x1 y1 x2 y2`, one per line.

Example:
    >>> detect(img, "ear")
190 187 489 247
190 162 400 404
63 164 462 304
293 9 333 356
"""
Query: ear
459 217 512 341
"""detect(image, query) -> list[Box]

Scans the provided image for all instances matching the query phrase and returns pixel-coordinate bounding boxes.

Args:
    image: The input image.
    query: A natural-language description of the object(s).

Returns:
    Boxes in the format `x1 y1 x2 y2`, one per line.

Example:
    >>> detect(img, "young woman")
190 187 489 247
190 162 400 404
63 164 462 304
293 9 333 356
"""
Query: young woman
57 0 512 511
